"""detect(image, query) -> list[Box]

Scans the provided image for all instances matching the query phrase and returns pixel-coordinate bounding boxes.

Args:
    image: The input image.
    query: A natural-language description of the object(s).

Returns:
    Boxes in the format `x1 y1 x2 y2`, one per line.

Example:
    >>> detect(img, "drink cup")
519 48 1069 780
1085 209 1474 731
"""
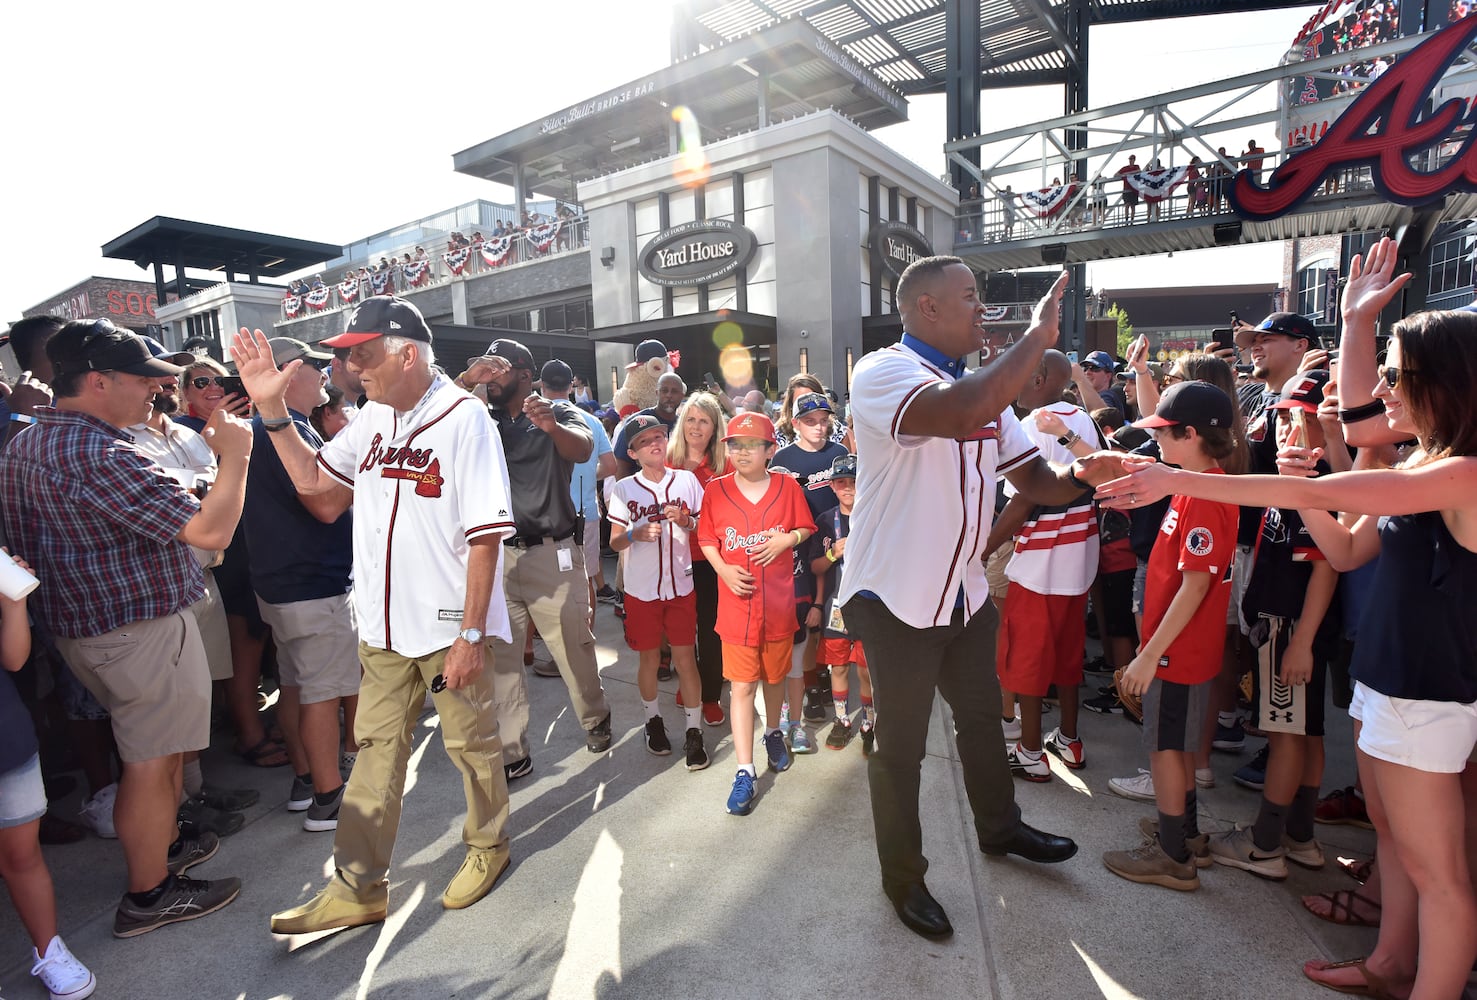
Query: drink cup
0 549 39 601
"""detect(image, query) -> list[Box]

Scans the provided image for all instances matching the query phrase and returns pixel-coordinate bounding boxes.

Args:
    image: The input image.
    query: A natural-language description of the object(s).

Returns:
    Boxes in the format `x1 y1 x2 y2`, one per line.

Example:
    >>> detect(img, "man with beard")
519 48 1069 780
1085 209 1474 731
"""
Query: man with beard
610 372 686 479
462 340 611 780
127 338 258 838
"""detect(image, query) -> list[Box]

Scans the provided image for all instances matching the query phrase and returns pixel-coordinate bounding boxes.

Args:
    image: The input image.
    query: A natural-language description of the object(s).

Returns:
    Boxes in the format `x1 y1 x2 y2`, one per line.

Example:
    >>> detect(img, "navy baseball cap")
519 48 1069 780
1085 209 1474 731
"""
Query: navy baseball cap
626 338 669 370
323 296 433 348
1134 380 1233 429
793 391 832 417
1236 310 1318 349
1082 350 1118 372
830 454 857 479
621 413 668 450
472 339 535 372
539 359 574 390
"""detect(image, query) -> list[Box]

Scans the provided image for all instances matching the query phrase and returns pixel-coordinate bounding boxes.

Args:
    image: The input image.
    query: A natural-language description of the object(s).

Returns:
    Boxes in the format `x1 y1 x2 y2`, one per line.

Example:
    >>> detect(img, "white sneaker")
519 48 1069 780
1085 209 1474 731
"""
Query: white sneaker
78 783 118 839
1195 767 1215 789
31 935 95 1000
1108 769 1155 802
1282 833 1327 870
1044 727 1085 769
1006 743 1051 782
1001 715 1022 744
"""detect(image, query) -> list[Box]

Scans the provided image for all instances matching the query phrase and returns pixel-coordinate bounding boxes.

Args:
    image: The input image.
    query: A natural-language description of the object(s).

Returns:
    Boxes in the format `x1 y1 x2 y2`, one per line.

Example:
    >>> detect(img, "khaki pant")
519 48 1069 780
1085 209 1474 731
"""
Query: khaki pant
329 641 509 904
491 538 609 761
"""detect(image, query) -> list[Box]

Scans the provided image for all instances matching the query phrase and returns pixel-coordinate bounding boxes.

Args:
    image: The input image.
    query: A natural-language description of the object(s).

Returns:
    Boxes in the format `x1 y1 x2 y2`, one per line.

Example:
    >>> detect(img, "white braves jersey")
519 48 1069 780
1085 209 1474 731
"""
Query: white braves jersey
838 342 1039 628
607 468 703 601
317 375 515 657
1003 404 1100 595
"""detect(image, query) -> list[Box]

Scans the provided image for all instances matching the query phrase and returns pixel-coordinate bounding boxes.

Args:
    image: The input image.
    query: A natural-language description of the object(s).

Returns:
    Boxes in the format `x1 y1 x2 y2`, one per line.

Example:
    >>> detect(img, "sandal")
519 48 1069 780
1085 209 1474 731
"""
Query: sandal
1337 856 1374 885
1302 889 1382 928
236 736 290 768
1303 957 1403 999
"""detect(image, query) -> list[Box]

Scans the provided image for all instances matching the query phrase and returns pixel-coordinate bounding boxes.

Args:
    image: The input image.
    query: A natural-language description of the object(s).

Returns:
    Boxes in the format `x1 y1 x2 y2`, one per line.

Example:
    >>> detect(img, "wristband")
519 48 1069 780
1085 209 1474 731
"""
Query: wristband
1066 465 1091 491
1338 399 1385 423
792 529 803 547
262 416 295 433
8 414 35 425
825 547 838 563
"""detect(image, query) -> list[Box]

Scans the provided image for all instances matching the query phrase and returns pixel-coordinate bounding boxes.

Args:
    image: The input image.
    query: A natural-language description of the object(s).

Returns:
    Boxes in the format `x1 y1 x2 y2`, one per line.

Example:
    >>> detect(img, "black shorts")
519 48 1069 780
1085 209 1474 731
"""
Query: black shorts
1142 677 1210 753
1250 616 1327 737
1122 189 1140 206
1098 569 1138 643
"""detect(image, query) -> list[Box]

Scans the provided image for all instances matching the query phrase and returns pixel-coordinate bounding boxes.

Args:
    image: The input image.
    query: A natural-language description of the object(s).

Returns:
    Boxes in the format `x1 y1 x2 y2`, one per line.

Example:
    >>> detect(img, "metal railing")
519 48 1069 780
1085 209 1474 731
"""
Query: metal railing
280 215 590 323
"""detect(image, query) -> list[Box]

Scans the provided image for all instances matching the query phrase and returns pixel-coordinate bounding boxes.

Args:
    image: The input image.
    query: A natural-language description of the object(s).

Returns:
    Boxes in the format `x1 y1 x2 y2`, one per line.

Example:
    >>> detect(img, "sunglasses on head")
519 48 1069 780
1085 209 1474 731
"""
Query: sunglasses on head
190 376 229 390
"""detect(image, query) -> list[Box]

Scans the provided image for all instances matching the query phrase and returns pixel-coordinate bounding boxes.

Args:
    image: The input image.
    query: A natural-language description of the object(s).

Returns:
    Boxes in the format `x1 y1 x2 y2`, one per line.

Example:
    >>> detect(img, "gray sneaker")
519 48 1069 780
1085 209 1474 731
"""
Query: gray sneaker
1102 837 1200 891
113 874 242 938
303 785 345 833
287 774 313 813
167 832 219 876
1208 825 1288 880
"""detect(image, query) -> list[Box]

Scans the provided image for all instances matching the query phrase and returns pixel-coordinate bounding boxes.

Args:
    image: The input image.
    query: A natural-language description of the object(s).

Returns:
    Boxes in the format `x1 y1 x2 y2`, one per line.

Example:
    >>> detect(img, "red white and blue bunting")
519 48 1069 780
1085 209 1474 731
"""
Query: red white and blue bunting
283 294 302 318
1124 166 1189 202
1021 182 1080 218
526 220 560 253
403 261 430 287
481 235 514 267
444 247 470 276
982 305 1010 322
338 279 359 304
369 271 393 295
305 286 331 311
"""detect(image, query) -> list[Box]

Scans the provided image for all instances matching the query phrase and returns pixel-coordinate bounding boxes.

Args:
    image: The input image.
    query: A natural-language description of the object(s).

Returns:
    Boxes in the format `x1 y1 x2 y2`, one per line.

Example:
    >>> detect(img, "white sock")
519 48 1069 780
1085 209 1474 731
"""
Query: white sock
684 707 700 730
182 759 204 798
643 698 660 720
1016 745 1043 759
738 763 756 777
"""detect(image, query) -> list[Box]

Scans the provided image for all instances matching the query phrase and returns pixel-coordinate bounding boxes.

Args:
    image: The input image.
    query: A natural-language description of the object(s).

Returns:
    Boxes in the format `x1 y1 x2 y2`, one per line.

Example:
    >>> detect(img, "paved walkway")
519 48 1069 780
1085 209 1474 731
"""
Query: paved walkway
2 598 1394 1000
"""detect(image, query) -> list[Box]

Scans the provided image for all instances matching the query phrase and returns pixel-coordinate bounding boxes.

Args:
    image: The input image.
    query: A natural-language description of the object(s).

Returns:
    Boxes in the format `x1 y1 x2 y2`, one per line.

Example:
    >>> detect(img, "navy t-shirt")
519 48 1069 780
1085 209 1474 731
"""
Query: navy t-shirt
0 667 39 774
772 441 848 604
243 411 353 605
808 504 852 638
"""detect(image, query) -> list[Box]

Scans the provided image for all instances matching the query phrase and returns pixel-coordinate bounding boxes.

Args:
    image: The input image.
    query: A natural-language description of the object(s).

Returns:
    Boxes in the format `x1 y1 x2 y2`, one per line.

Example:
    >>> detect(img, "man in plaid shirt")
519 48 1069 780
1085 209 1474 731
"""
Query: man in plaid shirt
0 319 255 939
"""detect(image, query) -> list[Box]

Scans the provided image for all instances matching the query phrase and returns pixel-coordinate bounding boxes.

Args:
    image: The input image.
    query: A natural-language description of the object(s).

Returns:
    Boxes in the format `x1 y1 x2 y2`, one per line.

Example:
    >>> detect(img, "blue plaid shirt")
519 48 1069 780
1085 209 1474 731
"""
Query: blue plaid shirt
0 407 204 638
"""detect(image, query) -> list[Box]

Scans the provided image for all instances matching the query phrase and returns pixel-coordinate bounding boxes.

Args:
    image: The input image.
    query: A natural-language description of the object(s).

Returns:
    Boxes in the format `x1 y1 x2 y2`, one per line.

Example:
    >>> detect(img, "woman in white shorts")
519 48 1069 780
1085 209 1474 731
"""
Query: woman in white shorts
1096 241 1477 1000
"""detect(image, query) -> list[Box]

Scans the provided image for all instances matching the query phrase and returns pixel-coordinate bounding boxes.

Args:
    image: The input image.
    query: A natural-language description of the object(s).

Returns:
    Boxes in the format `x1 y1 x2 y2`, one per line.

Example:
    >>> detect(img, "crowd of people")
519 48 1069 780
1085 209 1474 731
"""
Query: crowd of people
1 241 1473 997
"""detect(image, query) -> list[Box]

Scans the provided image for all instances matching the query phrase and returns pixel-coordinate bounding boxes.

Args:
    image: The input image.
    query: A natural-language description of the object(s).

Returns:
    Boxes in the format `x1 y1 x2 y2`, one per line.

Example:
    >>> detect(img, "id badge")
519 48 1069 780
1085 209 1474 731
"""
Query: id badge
827 604 847 636
556 547 574 573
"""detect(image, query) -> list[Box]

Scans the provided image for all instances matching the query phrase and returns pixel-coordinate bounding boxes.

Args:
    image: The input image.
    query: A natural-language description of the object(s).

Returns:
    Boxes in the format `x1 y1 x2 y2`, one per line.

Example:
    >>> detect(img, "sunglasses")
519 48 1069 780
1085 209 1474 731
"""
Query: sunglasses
190 376 230 390
1378 365 1413 389
1162 373 1186 385
1080 363 1103 372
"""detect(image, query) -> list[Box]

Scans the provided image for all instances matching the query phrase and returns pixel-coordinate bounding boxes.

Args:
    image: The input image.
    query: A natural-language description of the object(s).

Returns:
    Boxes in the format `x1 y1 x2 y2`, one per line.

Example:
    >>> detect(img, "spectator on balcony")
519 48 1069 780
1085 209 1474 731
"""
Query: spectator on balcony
311 275 326 292
414 247 428 262
1187 157 1209 216
492 221 507 238
1117 154 1141 223
1244 138 1266 181
1210 148 1232 212
998 185 1018 240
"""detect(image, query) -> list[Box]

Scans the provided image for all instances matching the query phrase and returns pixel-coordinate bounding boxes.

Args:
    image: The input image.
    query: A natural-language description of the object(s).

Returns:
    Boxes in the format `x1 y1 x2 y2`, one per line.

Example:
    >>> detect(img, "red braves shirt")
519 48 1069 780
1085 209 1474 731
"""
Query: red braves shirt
698 472 815 646
1141 470 1237 685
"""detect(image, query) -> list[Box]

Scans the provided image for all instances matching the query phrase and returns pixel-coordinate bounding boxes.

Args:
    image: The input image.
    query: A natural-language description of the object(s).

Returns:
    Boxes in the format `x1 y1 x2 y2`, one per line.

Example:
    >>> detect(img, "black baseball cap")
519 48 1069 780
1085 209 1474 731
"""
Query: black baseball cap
471 339 535 372
540 359 574 390
626 338 669 370
622 413 668 450
322 295 433 348
50 320 192 378
1134 380 1234 429
1268 369 1330 413
830 454 857 480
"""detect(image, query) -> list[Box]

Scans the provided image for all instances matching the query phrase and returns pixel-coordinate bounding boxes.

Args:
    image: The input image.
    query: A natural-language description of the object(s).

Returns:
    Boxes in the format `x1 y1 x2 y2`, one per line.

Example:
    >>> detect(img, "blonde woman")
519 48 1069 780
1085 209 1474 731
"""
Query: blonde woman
667 392 729 726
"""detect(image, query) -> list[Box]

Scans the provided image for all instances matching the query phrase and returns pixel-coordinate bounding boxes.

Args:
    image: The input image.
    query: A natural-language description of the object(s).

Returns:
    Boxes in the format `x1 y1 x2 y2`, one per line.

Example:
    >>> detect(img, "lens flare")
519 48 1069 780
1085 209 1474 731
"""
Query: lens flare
671 106 710 188
718 344 753 386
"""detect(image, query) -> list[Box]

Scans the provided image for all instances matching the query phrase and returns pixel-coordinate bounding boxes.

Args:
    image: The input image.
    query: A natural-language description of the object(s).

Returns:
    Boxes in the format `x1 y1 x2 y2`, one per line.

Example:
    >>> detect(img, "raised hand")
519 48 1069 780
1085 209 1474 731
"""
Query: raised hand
1028 270 1070 343
230 328 296 409
1342 236 1412 324
202 405 254 462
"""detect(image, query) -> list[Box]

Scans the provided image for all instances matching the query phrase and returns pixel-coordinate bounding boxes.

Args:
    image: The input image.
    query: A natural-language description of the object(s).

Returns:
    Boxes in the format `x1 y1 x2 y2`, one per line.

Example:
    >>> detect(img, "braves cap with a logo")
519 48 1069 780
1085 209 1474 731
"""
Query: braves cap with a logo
626 338 669 370
1235 310 1318 350
50 320 192 378
1133 380 1234 429
830 454 857 479
472 339 535 372
793 391 832 417
723 411 776 443
1267 368 1330 413
621 413 669 450
322 296 433 348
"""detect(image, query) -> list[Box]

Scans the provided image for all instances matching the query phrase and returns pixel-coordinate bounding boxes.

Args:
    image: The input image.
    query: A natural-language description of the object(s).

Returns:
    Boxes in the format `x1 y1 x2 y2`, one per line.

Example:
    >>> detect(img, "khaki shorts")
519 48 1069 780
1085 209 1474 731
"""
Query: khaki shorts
257 592 361 705
581 519 601 580
55 612 210 762
190 568 233 682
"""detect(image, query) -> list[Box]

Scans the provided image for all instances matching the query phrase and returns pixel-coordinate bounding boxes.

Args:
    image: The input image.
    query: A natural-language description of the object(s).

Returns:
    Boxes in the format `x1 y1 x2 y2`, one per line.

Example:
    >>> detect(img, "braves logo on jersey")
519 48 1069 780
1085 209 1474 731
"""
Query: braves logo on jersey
359 434 444 498
724 525 781 554
625 498 692 523
383 458 445 498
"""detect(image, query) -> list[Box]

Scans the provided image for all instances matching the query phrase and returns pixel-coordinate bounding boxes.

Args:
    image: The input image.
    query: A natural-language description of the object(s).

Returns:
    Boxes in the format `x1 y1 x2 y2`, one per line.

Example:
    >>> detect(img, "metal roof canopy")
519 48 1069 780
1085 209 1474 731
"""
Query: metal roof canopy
102 217 343 279
675 0 1320 93
452 17 907 199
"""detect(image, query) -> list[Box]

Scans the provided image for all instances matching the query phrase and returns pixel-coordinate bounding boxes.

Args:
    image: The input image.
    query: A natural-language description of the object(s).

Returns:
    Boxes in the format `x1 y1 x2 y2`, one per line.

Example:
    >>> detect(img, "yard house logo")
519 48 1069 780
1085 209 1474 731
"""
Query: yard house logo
868 221 934 279
1232 16 1477 221
637 220 758 287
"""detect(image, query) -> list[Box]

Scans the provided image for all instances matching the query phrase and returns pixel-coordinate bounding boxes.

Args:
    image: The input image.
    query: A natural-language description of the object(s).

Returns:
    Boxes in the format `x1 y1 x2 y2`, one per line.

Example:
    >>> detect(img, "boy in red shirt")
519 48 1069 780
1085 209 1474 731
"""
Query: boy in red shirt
1102 382 1239 891
698 413 815 816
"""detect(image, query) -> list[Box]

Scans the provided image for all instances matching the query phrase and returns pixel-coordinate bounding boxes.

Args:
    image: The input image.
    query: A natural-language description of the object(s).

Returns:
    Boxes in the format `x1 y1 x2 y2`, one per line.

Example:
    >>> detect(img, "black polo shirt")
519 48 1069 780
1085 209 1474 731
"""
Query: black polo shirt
491 400 590 537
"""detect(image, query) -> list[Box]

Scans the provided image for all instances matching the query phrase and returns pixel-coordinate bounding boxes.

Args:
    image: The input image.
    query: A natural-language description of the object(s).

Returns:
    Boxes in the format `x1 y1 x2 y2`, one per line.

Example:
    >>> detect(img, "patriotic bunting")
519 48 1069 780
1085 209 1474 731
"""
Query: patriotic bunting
1124 166 1189 202
370 271 392 295
305 286 331 311
526 220 560 253
337 279 359 304
982 306 1009 322
444 247 470 275
283 294 302 318
1021 182 1080 218
481 235 513 267
403 261 430 287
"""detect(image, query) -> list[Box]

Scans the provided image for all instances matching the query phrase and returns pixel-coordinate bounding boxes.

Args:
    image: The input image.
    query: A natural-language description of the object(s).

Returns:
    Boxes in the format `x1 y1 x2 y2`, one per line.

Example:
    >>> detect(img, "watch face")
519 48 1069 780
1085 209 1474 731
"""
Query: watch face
461 628 484 643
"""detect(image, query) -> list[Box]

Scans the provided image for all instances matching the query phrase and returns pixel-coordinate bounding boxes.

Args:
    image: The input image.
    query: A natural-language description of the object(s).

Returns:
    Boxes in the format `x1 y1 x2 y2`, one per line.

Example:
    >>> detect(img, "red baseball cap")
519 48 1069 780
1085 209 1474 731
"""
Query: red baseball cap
723 411 776 443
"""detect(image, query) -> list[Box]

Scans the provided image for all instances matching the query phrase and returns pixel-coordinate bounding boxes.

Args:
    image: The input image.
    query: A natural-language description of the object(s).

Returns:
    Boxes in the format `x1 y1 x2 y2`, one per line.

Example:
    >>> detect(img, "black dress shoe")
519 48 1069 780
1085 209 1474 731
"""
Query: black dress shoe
981 822 1078 864
890 883 953 938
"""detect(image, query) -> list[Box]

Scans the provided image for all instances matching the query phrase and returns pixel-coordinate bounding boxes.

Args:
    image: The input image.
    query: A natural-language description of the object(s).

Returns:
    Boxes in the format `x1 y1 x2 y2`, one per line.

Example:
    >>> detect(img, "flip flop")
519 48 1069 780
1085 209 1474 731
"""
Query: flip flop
1337 856 1374 885
1303 958 1402 999
236 736 290 768
1301 889 1382 928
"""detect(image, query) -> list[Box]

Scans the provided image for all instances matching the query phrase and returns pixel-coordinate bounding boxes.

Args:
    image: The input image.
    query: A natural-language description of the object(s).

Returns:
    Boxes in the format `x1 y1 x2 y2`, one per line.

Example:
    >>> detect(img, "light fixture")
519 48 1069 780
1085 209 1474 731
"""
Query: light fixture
845 347 854 389
798 347 808 373
600 246 616 268
1213 221 1243 245
1041 244 1068 265
610 137 642 153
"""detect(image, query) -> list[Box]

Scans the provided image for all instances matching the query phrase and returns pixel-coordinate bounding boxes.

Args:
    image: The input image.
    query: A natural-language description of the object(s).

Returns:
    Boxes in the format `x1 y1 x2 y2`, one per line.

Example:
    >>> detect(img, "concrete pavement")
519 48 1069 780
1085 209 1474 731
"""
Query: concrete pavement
1 596 1390 1000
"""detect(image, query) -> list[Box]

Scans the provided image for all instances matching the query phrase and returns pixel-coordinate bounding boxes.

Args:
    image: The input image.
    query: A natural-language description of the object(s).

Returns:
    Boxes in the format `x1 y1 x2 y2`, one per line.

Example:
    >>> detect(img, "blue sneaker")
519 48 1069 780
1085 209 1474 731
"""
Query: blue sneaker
787 722 816 755
1212 719 1246 753
764 729 792 772
1233 743 1269 791
726 769 756 815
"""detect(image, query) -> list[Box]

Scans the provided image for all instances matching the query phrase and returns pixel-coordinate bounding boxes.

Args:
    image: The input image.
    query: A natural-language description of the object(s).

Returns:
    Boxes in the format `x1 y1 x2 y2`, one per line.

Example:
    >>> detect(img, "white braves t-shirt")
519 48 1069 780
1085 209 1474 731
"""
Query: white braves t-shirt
606 468 703 602
318 375 516 657
1002 404 1100 595
839 342 1039 628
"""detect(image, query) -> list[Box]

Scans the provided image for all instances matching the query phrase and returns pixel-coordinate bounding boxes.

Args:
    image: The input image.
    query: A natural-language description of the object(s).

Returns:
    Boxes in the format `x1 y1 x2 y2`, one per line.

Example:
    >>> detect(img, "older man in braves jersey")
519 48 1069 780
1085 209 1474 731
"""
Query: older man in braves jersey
838 256 1131 940
232 296 518 936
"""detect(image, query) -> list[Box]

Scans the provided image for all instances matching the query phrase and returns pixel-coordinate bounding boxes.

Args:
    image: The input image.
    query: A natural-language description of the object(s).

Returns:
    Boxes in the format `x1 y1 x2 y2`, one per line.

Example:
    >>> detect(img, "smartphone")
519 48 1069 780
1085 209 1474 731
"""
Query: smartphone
1288 405 1308 442
1229 310 1240 325
1067 350 1079 364
220 376 246 398
705 371 719 388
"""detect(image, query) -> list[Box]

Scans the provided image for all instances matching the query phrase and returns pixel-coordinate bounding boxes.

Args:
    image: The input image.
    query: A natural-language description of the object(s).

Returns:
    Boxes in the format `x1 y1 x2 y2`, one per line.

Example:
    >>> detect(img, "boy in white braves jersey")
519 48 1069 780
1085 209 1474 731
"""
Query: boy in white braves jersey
607 414 709 771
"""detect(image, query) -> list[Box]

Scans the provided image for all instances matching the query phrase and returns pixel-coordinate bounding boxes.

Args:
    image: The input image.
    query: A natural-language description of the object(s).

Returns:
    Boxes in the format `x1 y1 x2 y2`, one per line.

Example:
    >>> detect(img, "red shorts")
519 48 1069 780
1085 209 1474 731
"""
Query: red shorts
623 591 697 652
996 585 1088 697
722 637 792 685
819 637 867 671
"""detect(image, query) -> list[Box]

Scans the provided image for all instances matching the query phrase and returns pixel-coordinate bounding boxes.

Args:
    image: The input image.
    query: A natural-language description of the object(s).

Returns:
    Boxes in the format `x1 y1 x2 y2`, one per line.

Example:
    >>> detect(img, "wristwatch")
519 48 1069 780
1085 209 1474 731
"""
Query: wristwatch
1057 430 1081 447
458 627 484 644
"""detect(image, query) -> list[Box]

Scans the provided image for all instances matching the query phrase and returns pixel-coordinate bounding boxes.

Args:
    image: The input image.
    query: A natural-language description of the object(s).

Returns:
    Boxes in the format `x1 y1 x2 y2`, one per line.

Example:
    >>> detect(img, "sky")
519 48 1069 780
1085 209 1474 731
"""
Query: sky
0 1 1319 326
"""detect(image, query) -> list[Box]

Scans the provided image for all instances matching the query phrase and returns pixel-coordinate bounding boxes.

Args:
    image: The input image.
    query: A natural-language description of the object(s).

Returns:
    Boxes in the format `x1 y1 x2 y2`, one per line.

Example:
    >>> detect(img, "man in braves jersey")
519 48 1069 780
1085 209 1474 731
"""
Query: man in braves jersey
231 296 518 935
838 256 1130 939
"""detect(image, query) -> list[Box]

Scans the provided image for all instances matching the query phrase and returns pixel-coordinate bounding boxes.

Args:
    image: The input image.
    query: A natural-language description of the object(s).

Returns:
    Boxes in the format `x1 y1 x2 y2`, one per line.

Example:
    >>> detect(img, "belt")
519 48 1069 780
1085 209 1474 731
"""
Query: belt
504 529 576 549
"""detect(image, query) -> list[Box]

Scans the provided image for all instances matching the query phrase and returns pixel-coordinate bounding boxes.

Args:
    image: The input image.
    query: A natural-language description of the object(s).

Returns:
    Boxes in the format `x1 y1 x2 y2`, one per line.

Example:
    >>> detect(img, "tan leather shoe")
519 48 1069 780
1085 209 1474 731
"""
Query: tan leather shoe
442 845 510 910
270 887 386 934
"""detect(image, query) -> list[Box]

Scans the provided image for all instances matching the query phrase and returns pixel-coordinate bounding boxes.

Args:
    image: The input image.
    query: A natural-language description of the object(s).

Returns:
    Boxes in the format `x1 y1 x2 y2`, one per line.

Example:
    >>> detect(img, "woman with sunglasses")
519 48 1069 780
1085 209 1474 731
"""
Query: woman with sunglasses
1096 239 1477 1000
